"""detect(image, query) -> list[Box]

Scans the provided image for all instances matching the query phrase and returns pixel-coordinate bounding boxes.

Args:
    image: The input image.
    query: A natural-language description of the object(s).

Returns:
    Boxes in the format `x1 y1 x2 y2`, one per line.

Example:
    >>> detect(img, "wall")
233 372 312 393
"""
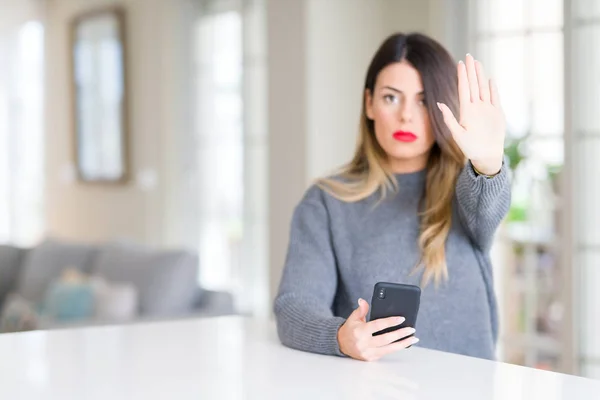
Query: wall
0 0 44 34
306 0 432 182
426 0 472 59
44 0 188 247
268 0 436 306
267 0 309 307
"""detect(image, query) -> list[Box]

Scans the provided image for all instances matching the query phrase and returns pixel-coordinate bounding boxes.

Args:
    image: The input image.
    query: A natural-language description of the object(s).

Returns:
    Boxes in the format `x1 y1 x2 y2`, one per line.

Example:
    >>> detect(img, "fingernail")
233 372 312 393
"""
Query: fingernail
466 53 471 57
357 298 363 306
459 60 464 65
412 337 420 344
396 317 405 324
436 102 443 110
407 327 416 334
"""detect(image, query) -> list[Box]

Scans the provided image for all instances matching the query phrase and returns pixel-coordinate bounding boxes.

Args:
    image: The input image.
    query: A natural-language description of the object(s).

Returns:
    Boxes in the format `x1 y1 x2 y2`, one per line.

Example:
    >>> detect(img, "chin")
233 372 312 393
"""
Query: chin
382 145 428 161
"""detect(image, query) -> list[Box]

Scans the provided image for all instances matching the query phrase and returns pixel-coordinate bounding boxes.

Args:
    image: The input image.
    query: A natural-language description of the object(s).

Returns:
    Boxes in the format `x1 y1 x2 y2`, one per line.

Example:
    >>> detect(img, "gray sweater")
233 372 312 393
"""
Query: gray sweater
274 161 511 360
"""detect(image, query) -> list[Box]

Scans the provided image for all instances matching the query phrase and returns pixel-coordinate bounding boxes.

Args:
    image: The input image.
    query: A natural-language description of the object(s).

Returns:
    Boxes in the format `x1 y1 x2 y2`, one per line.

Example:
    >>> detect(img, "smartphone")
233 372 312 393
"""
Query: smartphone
369 282 421 341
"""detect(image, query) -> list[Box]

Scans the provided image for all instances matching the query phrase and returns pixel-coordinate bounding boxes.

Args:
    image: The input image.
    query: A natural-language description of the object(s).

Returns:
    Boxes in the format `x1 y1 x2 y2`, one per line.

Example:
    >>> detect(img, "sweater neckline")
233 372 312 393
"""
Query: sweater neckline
393 168 427 186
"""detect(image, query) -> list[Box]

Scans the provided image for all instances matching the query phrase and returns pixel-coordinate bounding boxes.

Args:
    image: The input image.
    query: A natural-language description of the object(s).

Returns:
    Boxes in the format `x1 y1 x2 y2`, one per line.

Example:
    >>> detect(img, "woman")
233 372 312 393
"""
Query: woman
274 32 511 362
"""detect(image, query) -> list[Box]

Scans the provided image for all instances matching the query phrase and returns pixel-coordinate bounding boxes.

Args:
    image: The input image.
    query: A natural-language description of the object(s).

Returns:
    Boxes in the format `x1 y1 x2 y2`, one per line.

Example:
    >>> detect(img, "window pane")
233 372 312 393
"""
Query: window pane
572 25 600 133
531 32 563 136
574 138 600 246
573 0 600 20
488 37 528 136
213 12 242 87
14 21 45 245
195 10 244 291
0 21 46 246
530 0 563 29
526 138 564 166
0 38 10 241
480 0 526 32
215 91 242 138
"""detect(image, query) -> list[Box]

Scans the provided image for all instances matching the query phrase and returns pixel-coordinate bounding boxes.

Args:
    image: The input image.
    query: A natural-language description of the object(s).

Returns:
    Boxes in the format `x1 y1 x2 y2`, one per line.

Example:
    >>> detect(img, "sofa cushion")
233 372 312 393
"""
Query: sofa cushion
17 238 96 306
91 242 199 316
0 245 26 306
90 276 138 321
0 293 38 333
43 269 96 322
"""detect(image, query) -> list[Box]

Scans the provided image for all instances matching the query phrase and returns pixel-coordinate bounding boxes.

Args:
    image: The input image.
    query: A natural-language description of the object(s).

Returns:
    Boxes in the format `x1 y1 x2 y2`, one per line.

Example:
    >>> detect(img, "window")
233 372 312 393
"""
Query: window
193 0 268 315
471 0 566 371
195 7 244 294
569 0 600 381
0 21 45 246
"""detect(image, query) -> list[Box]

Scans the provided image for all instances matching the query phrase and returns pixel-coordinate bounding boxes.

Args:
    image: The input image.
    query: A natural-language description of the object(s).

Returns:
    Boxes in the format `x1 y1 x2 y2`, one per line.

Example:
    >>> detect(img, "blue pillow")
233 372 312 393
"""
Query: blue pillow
43 281 95 321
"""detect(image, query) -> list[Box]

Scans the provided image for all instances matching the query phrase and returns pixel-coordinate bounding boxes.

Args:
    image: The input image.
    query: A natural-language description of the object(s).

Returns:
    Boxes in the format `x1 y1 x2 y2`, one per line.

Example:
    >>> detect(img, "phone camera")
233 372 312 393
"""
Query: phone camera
378 288 386 299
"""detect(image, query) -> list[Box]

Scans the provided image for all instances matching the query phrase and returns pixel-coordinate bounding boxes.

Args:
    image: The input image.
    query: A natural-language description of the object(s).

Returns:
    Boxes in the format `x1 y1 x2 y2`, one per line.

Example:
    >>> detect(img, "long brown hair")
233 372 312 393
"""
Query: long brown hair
317 33 466 287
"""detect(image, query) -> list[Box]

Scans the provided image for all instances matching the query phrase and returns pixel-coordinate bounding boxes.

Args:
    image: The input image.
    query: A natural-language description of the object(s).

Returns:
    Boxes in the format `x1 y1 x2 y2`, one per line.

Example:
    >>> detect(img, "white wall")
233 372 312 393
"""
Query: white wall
268 0 437 305
44 0 190 247
426 0 472 59
267 0 310 306
0 0 44 34
305 0 432 181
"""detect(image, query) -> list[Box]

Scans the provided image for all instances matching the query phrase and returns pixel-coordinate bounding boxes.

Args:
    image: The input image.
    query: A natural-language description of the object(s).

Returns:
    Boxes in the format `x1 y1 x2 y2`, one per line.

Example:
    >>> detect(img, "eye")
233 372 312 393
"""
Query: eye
418 98 427 106
383 94 398 104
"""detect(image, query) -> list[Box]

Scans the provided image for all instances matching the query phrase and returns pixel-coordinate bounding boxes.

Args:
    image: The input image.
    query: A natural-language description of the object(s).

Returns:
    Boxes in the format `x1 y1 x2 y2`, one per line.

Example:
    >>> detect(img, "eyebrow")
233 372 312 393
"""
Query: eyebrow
382 86 424 96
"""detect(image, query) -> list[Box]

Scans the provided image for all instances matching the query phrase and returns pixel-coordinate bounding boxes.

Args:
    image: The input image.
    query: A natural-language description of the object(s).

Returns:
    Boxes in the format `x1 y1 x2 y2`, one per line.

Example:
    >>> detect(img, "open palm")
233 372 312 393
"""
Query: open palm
437 54 506 176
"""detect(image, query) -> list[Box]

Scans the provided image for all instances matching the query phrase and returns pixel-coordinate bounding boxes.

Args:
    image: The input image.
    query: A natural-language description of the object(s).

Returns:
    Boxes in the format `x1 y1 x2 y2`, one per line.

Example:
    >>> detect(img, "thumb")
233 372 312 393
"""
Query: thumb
437 102 464 137
349 298 369 322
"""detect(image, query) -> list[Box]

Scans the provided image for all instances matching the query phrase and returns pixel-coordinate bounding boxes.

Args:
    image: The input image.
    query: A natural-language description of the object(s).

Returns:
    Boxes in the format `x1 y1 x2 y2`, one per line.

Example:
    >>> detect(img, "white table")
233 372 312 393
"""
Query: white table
1 316 599 399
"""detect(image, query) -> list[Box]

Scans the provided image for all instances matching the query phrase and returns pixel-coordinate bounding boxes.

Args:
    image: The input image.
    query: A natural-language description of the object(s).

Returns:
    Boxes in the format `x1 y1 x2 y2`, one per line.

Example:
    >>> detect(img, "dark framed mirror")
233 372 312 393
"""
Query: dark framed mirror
70 7 129 184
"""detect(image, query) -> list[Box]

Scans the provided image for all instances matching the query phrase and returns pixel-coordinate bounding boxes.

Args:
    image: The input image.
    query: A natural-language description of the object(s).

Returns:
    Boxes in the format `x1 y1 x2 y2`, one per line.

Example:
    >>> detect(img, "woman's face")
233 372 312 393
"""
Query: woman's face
365 60 436 172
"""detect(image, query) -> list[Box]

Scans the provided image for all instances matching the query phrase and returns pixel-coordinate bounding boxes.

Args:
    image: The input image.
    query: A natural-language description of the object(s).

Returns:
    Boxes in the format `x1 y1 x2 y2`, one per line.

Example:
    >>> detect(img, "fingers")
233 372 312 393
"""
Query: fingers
348 298 370 322
457 60 470 110
436 102 464 136
461 55 494 104
465 54 480 103
490 78 501 107
365 315 405 335
371 326 416 348
356 298 369 321
342 313 417 362
371 336 420 360
475 60 490 103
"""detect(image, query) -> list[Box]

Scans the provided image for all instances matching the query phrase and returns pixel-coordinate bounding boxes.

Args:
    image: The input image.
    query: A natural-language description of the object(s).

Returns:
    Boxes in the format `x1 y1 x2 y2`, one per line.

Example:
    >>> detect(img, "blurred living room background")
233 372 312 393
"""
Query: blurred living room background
0 0 598 381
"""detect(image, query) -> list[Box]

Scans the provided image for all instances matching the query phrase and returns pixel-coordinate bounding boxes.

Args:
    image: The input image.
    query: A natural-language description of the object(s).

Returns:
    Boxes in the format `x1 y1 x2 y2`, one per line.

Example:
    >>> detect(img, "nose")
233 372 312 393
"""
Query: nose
399 101 413 123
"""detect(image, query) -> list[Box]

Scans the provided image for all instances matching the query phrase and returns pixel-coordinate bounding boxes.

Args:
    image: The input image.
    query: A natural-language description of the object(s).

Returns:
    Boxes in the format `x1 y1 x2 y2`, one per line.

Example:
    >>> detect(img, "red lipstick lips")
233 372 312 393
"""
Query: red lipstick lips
392 131 417 142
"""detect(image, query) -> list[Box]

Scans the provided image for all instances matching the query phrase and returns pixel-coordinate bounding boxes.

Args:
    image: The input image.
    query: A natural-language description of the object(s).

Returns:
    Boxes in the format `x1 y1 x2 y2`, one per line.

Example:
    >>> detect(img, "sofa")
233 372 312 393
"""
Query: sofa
0 238 235 332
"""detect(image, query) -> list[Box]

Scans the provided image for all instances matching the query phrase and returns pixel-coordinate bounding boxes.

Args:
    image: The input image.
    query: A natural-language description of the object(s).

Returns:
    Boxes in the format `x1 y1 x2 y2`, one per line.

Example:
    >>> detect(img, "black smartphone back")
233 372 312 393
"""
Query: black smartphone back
369 282 421 337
